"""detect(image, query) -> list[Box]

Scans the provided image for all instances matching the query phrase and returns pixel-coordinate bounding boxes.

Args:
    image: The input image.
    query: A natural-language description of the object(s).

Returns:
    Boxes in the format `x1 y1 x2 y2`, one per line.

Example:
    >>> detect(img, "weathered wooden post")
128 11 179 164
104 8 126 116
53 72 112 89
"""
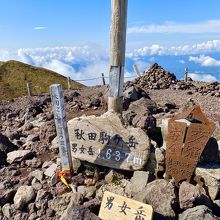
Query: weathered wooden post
62 0 151 172
26 82 32 96
133 64 141 77
50 84 73 173
108 0 128 113
184 67 188 82
67 77 71 90
101 73 106 85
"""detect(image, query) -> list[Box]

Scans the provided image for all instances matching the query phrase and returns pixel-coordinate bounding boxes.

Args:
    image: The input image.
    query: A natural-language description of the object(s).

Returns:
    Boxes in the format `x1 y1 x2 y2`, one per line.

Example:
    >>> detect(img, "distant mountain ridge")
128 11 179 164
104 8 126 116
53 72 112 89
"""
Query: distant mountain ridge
0 60 84 100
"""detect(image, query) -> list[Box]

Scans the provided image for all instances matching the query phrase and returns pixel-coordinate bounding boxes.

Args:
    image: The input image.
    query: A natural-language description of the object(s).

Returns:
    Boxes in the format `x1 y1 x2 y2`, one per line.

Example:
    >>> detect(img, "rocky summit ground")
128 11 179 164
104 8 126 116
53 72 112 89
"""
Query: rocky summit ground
0 63 220 220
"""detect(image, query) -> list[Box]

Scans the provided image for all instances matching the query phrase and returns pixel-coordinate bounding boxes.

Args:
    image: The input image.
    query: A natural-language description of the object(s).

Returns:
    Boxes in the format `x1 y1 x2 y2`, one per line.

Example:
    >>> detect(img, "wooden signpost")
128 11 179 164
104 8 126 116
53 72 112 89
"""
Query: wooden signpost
67 77 71 90
184 67 188 82
26 82 32 96
99 191 153 220
108 0 128 113
166 105 215 186
50 0 151 172
50 84 73 171
133 64 141 77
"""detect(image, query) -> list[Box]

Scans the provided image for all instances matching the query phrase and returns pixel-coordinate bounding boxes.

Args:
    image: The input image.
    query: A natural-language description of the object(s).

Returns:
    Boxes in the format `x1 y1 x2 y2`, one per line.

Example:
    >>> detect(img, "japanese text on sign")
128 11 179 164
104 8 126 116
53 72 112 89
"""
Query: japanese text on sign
71 129 142 165
99 191 153 220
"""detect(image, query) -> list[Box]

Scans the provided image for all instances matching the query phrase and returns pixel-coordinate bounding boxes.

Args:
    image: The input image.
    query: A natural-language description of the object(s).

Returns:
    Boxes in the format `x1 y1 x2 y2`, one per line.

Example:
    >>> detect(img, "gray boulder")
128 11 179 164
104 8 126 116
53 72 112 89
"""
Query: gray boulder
0 133 17 153
195 164 220 200
77 186 96 200
44 163 57 177
60 192 83 220
7 150 33 164
179 181 212 210
0 133 17 165
2 203 14 219
129 97 157 114
96 179 131 199
131 171 150 196
35 189 52 210
26 134 39 142
179 205 220 220
62 206 100 220
134 179 177 219
14 185 36 210
49 192 72 213
124 86 140 101
29 170 44 182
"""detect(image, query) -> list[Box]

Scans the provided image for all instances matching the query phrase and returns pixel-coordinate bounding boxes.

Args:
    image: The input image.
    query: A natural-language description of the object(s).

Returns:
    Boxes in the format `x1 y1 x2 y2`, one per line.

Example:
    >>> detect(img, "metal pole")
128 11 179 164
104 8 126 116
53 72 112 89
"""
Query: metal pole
50 84 73 172
184 67 188 82
108 0 128 113
101 73 106 85
133 64 141 77
26 82 32 96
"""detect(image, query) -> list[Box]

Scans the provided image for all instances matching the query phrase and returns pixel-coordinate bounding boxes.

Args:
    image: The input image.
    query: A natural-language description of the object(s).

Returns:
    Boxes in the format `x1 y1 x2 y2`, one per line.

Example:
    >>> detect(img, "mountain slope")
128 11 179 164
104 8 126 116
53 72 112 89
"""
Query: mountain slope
0 60 84 100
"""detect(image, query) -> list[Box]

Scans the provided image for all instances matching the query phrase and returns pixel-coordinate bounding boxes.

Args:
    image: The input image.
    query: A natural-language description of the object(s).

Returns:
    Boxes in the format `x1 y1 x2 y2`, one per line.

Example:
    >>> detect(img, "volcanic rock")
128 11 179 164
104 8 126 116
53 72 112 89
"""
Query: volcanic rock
134 179 177 218
14 185 36 210
179 181 212 210
130 171 150 196
195 164 220 200
7 149 33 164
179 205 220 220
132 63 177 90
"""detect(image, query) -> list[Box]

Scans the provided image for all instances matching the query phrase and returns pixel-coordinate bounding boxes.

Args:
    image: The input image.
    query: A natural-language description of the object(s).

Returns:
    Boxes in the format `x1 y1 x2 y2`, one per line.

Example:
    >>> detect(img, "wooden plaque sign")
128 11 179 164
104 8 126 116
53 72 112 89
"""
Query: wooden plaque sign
99 191 153 220
166 105 215 186
67 112 150 171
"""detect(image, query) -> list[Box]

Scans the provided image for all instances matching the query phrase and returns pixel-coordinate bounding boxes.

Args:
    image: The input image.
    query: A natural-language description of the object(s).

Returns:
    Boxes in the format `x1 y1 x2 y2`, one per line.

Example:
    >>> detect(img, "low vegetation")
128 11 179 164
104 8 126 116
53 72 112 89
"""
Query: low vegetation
0 60 84 100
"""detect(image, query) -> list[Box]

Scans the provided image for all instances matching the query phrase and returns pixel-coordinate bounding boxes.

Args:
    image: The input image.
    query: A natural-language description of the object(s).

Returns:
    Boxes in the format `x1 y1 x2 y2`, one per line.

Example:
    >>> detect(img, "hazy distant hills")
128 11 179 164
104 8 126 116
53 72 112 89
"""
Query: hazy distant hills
0 60 84 100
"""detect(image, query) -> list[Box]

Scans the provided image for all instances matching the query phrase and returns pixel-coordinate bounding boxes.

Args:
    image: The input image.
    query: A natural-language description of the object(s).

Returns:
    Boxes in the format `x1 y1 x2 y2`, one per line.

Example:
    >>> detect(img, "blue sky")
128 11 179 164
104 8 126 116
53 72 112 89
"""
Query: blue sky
1 0 220 84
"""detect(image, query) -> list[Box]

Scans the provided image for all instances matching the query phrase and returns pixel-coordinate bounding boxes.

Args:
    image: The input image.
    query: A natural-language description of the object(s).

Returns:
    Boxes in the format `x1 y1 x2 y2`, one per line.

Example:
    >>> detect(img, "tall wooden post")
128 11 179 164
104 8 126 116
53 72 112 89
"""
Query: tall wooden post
67 77 71 90
50 84 73 172
108 0 128 113
184 67 188 82
133 64 141 77
26 82 32 96
101 73 106 85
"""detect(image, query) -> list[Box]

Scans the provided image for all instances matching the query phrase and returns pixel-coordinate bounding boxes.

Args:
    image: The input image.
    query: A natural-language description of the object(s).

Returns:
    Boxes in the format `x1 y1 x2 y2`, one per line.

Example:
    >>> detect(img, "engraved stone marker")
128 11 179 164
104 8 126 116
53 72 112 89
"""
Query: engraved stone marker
67 112 150 171
166 105 215 186
99 191 153 220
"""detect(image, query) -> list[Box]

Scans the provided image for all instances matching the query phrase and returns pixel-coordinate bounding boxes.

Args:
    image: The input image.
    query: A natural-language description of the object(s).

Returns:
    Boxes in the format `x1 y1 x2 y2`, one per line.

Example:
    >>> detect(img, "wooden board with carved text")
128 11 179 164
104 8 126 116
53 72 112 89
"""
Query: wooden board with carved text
99 191 153 220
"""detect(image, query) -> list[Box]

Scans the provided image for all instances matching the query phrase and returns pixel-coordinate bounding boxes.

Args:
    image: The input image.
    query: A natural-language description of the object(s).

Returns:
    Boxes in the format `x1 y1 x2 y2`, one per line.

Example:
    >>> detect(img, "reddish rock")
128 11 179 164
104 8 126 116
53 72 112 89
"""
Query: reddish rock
39 121 56 144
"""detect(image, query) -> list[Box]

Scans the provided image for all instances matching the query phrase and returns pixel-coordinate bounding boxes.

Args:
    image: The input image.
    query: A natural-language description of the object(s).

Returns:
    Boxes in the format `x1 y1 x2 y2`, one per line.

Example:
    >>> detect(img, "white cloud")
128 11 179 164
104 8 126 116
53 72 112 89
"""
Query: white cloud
127 40 220 57
34 26 47 30
1 41 220 86
179 60 185 64
17 49 34 65
128 20 220 34
189 55 220 66
74 60 109 86
43 59 76 77
0 45 109 86
133 60 149 73
0 50 15 61
189 73 217 82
